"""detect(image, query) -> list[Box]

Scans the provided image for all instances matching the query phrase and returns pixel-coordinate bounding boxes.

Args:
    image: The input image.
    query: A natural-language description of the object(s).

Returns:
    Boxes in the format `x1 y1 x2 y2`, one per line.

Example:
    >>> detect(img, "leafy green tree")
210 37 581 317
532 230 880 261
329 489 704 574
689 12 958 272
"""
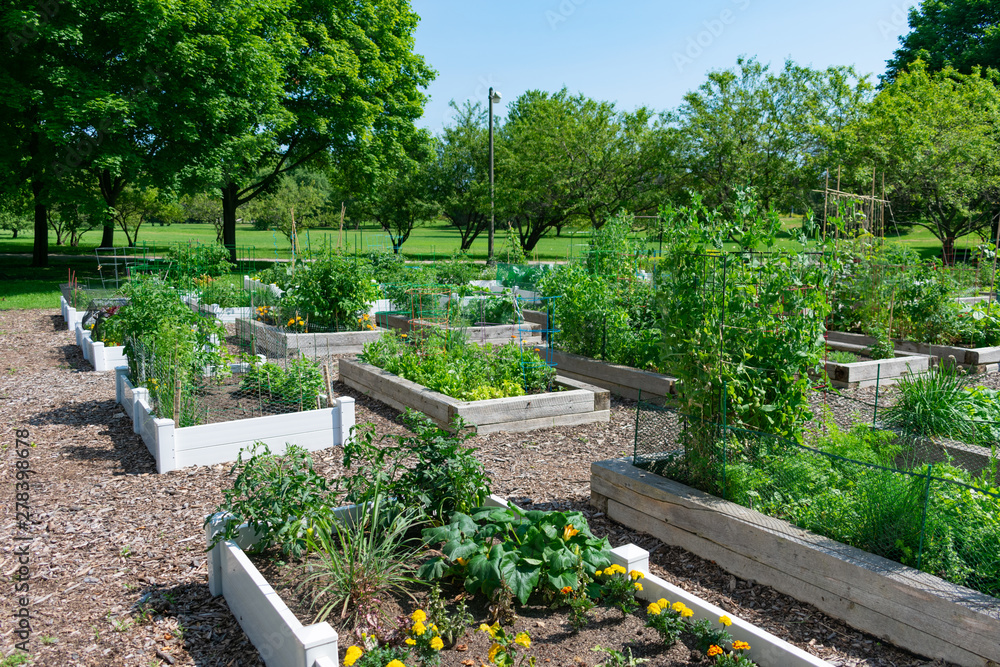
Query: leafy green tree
667 58 872 214
429 101 490 251
885 0 1000 83
837 63 1000 263
250 170 331 252
111 186 169 247
360 139 439 254
0 185 31 239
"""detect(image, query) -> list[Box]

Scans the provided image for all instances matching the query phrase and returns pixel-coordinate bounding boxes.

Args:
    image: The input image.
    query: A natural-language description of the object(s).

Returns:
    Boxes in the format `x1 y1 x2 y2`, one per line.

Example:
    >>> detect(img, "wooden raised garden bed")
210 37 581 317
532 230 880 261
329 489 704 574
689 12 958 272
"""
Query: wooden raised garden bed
530 347 675 401
590 458 1000 667
827 330 1000 373
375 312 544 345
823 337 931 388
338 358 609 434
237 318 385 359
115 367 355 474
206 495 830 667
75 323 128 372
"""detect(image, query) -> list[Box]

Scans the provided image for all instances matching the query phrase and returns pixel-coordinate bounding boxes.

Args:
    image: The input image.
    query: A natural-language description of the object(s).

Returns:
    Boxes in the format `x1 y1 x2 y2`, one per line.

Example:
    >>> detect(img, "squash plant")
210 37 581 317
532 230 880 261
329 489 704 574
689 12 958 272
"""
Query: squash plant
418 506 611 605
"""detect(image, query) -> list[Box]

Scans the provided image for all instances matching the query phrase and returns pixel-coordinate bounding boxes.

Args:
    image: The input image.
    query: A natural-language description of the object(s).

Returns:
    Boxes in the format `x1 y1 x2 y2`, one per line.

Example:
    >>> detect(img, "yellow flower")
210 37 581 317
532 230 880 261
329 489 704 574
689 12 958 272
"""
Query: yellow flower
719 615 732 627
634 582 643 591
287 318 295 326
680 606 693 618
671 602 686 613
412 621 426 635
514 632 531 649
411 609 427 624
363 313 370 320
401 333 408 338
594 570 603 577
456 557 467 566
629 570 644 580
707 645 723 657
430 636 444 651
386 661 406 667
479 623 492 634
343 646 363 666
656 598 669 609
733 640 751 651
405 638 416 646
489 622 499 638
647 602 662 615
562 524 579 540
488 643 500 662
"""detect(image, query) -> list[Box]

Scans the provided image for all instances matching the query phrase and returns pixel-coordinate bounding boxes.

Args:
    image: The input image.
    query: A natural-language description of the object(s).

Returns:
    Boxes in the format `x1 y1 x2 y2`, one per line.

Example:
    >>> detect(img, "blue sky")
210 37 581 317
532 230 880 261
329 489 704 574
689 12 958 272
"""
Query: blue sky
410 0 919 133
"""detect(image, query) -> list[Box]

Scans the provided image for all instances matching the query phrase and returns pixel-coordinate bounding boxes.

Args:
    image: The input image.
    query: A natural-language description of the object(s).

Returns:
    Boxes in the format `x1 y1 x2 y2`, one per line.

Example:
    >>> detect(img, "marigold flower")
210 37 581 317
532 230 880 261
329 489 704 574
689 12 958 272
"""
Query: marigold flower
733 640 751 651
287 318 295 326
656 598 669 609
707 645 723 657
412 621 427 635
514 632 531 649
629 570 644 580
405 638 416 645
430 636 444 651
647 602 661 615
386 661 406 667
680 606 693 618
560 586 573 595
634 582 643 591
594 570 603 577
719 615 732 627
343 646 363 666
411 609 427 623
562 524 579 540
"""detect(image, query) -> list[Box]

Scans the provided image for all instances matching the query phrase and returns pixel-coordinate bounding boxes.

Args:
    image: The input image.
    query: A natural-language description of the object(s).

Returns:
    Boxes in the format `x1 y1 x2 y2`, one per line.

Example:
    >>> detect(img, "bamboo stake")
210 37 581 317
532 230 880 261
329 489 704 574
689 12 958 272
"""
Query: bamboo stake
323 362 334 408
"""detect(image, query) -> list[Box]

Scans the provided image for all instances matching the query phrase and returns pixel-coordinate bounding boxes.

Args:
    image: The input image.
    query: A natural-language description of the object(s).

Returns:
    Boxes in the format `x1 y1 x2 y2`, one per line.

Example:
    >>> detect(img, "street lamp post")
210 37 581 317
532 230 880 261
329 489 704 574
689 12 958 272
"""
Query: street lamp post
488 87 501 265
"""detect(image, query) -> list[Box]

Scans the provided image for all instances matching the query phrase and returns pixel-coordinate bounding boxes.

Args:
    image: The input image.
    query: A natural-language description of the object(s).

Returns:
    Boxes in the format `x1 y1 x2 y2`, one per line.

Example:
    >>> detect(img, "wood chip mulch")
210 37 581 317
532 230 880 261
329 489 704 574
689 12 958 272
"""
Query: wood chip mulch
0 309 951 666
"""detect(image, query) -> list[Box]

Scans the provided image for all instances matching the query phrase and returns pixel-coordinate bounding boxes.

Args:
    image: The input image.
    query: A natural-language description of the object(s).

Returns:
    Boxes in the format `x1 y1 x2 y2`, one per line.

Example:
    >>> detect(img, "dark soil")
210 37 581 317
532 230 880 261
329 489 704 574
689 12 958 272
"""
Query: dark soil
0 308 952 666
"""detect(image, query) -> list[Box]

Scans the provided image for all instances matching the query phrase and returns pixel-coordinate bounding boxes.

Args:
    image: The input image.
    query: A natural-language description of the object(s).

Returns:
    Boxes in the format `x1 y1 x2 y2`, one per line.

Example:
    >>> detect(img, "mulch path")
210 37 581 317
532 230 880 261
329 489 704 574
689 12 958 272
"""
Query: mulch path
0 309 950 666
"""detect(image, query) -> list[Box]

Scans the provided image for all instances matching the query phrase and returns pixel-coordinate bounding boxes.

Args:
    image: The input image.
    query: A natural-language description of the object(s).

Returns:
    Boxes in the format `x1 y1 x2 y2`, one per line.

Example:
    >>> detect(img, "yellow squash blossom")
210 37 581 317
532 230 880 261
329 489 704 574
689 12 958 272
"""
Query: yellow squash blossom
343 646 363 667
562 524 580 540
430 636 444 651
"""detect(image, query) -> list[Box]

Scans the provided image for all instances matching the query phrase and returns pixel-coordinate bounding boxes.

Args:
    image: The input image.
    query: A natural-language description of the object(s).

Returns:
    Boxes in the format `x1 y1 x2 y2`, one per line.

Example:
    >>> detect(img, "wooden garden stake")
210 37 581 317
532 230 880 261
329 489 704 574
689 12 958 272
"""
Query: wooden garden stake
323 362 334 407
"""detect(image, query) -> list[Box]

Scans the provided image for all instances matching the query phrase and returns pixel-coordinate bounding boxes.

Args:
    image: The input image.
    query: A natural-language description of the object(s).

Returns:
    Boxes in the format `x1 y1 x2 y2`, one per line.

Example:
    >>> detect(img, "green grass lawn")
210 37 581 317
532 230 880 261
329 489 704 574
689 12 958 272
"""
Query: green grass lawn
0 215 980 310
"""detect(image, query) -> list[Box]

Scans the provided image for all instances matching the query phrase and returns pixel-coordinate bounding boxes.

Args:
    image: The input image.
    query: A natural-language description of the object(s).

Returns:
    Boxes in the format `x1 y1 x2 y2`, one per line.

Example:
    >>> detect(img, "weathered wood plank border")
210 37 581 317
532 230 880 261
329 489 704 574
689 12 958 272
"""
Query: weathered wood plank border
338 358 609 434
828 330 1000 373
236 318 385 358
590 458 1000 667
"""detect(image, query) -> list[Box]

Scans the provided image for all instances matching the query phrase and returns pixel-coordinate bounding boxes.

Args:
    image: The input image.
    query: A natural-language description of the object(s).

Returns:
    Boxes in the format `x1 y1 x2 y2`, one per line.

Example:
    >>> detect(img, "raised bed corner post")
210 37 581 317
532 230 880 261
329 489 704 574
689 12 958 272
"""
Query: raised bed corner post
917 463 933 571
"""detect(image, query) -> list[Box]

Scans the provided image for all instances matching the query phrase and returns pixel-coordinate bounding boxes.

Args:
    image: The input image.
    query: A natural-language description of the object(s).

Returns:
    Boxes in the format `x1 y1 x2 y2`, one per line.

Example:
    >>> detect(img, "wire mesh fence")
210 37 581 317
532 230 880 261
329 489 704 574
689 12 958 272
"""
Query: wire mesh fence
633 397 1000 609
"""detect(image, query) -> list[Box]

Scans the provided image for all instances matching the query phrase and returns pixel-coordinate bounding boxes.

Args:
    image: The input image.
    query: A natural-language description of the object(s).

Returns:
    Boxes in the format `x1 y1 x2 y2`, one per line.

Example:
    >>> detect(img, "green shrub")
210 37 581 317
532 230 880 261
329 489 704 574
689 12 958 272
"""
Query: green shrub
279 252 380 330
171 242 232 280
207 443 333 558
238 358 326 411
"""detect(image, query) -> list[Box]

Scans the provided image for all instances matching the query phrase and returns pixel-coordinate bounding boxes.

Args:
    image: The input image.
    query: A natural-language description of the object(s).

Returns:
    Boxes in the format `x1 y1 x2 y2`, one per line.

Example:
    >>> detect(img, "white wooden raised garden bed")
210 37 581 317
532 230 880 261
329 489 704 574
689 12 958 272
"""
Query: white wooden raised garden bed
338 358 610 434
114 367 355 474
591 458 1000 667
75 323 128 372
827 330 1000 373
59 295 85 331
205 494 830 667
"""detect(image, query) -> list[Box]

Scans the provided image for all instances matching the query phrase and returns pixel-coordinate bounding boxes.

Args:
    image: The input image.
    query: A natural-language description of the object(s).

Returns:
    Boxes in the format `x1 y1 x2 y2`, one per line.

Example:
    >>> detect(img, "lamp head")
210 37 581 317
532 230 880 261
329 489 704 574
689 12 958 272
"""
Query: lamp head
490 90 501 104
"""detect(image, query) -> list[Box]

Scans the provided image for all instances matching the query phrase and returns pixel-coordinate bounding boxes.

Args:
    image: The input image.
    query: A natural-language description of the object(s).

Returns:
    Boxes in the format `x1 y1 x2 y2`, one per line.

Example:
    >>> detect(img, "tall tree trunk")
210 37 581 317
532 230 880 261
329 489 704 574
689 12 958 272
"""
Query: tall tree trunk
29 130 48 267
221 182 239 263
101 224 114 247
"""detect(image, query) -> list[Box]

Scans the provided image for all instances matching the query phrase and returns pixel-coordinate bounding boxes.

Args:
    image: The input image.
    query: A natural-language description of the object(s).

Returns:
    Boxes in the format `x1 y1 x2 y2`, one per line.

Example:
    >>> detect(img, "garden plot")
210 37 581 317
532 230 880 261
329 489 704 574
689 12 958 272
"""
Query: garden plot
237 317 386 358
822 337 931 388
75 323 128 372
531 347 675 401
591 458 1000 667
115 366 354 474
375 312 543 345
206 495 830 667
827 330 1000 372
339 358 608 433
182 294 253 323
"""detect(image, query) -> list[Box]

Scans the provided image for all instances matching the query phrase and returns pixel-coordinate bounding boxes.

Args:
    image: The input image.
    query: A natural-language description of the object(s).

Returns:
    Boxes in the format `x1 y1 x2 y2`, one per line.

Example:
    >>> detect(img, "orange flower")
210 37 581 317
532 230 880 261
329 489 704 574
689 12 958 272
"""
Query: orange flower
733 640 751 651
707 645 723 657
562 524 579 540
560 586 573 595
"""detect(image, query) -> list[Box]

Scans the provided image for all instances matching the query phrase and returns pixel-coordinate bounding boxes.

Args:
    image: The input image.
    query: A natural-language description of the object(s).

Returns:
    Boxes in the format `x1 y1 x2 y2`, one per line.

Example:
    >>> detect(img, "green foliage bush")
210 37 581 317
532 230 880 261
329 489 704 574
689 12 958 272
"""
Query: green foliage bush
360 330 555 400
238 357 325 410
171 242 232 280
340 410 490 524
281 252 381 330
418 506 611 605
